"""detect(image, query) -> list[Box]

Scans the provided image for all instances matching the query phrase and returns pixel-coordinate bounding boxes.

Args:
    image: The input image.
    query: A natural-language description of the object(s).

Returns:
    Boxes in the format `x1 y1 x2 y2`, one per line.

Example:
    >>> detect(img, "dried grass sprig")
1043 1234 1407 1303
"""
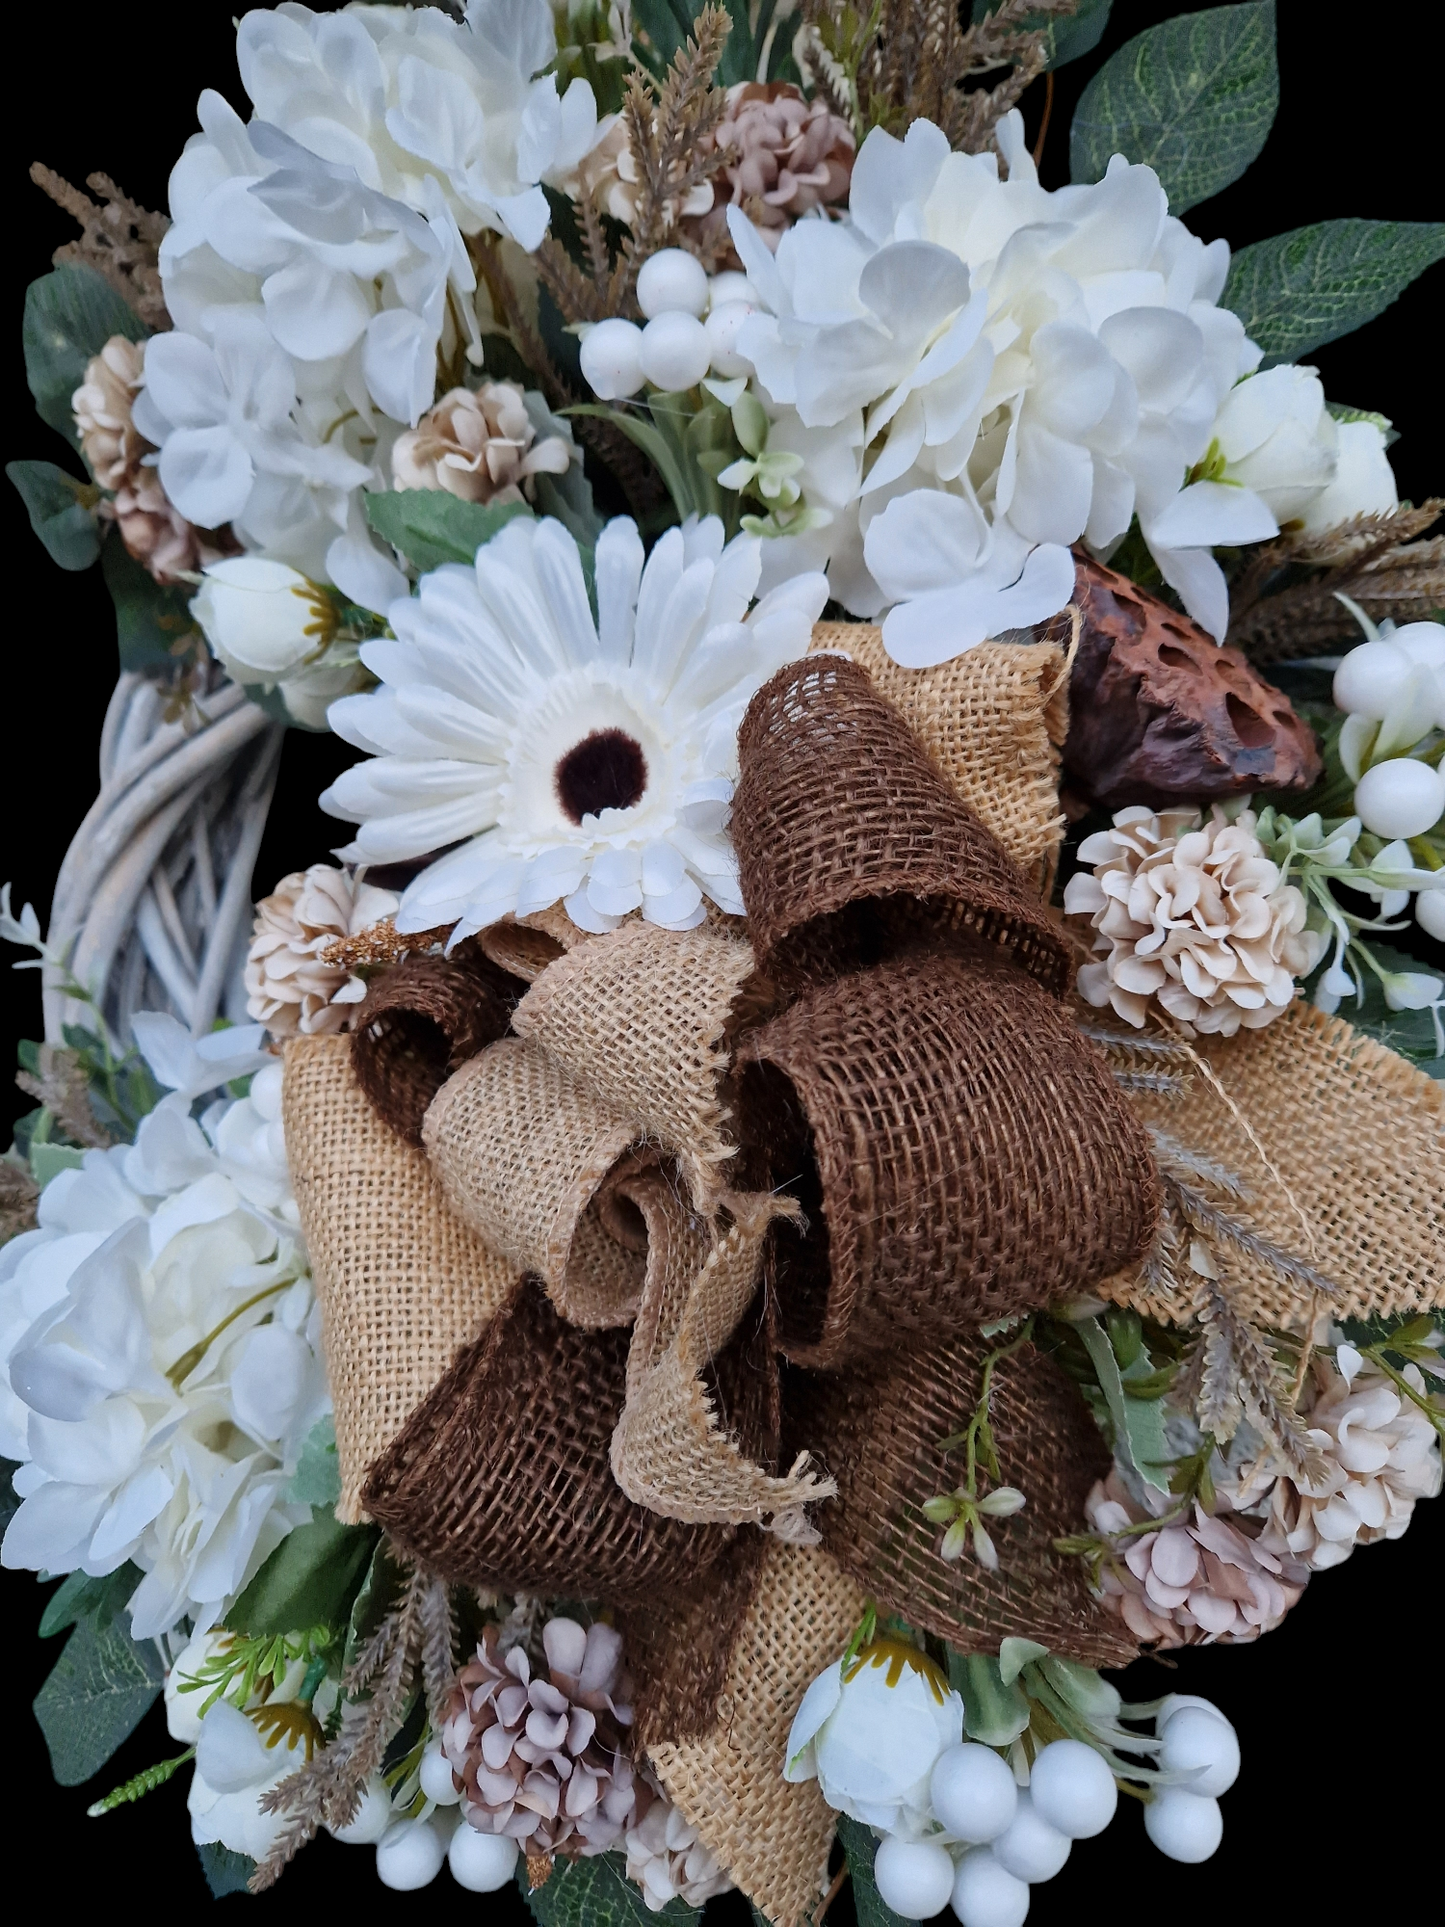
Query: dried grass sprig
1227 502 1445 663
1163 1171 1338 1302
417 1573 460 1726
0 1160 39 1243
15 1043 115 1149
1196 1279 1328 1485
1148 1127 1248 1200
30 165 169 330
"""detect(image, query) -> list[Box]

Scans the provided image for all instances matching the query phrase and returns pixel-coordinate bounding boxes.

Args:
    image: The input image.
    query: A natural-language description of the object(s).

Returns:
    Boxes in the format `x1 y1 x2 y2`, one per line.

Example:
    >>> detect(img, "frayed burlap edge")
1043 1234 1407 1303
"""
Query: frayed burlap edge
646 1539 865 1927
281 1035 518 1523
810 623 1067 894
1103 999 1445 1327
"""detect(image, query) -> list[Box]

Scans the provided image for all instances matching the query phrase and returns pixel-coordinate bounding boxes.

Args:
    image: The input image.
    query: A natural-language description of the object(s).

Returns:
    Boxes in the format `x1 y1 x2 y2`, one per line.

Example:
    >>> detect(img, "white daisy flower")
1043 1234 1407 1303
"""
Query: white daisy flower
320 514 827 937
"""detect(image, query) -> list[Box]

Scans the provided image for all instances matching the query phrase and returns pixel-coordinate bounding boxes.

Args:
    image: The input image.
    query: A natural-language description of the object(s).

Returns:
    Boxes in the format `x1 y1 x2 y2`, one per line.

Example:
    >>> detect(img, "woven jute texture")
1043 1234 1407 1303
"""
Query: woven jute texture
647 1540 867 1927
791 1338 1138 1668
351 946 517 1145
476 903 588 982
620 1528 767 1747
735 952 1161 1367
733 655 1070 991
1104 1000 1445 1326
610 1174 836 1533
810 623 1068 889
281 1035 518 1524
513 919 757 1208
422 1039 647 1328
362 1275 738 1601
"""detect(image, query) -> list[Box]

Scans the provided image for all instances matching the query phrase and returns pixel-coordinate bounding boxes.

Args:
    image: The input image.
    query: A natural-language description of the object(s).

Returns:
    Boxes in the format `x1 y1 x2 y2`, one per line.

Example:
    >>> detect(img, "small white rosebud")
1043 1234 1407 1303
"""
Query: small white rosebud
192 556 331 682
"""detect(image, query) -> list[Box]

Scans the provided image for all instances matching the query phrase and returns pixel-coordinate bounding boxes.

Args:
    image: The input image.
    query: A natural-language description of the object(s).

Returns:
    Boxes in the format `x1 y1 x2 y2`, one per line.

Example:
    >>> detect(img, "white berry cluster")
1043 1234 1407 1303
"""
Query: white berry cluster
1332 617 1445 941
326 1750 520 1894
580 248 758 396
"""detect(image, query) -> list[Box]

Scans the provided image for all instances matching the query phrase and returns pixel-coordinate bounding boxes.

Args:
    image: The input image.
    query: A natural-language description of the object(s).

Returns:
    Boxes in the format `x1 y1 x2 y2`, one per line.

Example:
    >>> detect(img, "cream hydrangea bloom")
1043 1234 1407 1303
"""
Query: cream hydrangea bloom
1064 805 1327 1035
322 513 827 939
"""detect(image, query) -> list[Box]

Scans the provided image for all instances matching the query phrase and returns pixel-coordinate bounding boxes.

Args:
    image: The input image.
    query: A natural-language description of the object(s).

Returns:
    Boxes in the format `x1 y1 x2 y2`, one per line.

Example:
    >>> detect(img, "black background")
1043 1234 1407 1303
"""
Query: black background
1 2 1440 1918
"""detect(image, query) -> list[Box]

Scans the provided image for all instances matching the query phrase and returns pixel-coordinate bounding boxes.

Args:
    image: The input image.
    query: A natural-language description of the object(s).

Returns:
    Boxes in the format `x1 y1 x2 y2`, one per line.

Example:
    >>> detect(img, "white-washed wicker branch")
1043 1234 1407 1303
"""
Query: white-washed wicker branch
45 673 283 1048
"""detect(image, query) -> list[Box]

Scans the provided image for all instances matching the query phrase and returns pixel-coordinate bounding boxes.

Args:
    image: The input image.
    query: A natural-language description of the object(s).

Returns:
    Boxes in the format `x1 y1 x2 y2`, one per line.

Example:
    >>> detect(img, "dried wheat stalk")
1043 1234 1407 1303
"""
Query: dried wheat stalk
30 165 169 331
1195 1279 1327 1484
0 1161 39 1243
15 1044 115 1149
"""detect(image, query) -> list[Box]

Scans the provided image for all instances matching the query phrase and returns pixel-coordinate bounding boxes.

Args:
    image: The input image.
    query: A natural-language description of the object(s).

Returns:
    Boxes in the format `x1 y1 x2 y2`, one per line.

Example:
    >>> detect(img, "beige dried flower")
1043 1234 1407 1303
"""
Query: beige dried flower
687 81 855 256
1064 805 1327 1036
391 383 575 506
624 1772 733 1911
245 865 399 1039
1222 1350 1442 1572
440 1618 638 1859
1084 1470 1307 1647
73 336 236 583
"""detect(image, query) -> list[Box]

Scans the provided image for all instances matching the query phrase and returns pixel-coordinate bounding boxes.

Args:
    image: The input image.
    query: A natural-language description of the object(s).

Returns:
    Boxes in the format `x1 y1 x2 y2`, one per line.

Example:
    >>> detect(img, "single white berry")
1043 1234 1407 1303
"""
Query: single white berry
1390 621 1445 672
1027 1740 1117 1841
950 1848 1030 1927
990 1791 1070 1884
419 1742 461 1806
708 270 758 310
639 312 711 392
705 301 756 377
929 1744 1018 1844
637 248 709 318
1333 640 1414 719
375 1815 450 1890
1158 1705 1240 1797
1416 887 1445 940
1354 757 1445 839
448 1824 520 1892
579 317 646 400
1143 1786 1224 1863
327 1775 392 1845
873 1836 956 1919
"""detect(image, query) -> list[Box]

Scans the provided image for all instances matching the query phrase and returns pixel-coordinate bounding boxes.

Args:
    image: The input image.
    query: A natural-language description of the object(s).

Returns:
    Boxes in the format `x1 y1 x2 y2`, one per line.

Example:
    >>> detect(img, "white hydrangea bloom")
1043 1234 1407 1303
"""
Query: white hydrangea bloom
321 512 827 938
720 109 1392 657
0 1041 326 1641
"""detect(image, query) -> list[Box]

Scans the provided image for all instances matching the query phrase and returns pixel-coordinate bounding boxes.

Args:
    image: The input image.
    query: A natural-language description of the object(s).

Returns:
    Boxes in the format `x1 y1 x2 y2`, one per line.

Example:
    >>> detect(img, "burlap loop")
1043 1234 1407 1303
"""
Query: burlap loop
646 1540 867 1927
362 1275 738 1601
422 1038 649 1328
513 919 758 1208
351 945 518 1145
791 1335 1138 1668
1104 1000 1445 1326
609 1176 837 1537
809 624 1069 889
736 952 1161 1367
732 655 1070 991
281 1035 518 1523
475 903 589 983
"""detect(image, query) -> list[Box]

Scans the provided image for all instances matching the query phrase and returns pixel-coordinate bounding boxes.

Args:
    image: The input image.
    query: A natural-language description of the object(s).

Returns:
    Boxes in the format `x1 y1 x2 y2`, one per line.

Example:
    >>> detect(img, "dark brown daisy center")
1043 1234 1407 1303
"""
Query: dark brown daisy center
554 728 648 824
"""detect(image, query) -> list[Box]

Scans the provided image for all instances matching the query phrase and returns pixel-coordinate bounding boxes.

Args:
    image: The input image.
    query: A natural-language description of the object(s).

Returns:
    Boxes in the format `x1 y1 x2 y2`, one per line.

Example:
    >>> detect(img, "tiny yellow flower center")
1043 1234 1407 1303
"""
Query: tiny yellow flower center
842 1637 950 1703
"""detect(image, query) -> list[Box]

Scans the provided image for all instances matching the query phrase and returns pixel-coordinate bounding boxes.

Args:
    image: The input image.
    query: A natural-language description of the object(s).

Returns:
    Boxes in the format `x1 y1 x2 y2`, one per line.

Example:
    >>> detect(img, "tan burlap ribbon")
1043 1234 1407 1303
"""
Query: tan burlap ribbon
1102 999 1445 1326
350 943 519 1145
791 1334 1137 1668
646 1539 868 1927
281 1035 517 1523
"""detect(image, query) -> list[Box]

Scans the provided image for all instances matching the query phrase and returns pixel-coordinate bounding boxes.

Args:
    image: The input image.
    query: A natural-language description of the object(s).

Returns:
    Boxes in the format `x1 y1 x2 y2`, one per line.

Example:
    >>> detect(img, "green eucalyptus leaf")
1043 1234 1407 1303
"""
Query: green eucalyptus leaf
33 1610 165 1786
196 1841 256 1898
1314 942 1445 1078
948 1650 1031 1747
22 266 147 448
286 1416 341 1508
29 1142 86 1189
1075 1315 1170 1492
101 531 199 674
1223 219 1445 364
364 488 532 571
37 1562 141 1635
225 1511 378 1640
520 1847 700 1927
0 1458 20 1537
837 1814 908 1927
973 0 1111 69
6 459 101 570
1070 1 1277 213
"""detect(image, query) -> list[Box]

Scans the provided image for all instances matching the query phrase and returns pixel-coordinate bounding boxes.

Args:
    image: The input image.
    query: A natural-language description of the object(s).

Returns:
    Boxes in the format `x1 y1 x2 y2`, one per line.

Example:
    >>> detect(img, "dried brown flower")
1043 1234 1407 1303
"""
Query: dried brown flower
392 383 574 505
245 866 399 1040
30 164 170 331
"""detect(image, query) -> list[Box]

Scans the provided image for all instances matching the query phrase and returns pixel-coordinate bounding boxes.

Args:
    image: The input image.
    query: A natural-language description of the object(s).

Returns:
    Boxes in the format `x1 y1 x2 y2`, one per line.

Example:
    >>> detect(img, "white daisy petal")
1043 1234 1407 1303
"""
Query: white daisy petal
595 516 645 663
564 888 624 934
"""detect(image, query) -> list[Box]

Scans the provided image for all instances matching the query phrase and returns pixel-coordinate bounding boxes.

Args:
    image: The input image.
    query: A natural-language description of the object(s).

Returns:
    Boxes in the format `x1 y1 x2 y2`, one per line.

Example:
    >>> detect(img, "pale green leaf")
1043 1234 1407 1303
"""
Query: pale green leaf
225 1510 377 1639
1070 2 1277 212
286 1416 341 1509
364 489 532 572
197 1841 256 1897
101 532 198 674
38 1562 141 1638
6 459 101 570
1223 219 1445 363
1076 1316 1170 1491
521 1848 699 1927
23 266 147 447
34 1611 165 1786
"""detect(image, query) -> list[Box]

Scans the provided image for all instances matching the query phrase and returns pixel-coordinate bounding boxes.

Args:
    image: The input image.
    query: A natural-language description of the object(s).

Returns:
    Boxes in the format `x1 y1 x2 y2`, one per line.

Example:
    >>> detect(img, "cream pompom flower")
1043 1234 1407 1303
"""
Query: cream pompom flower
321 514 827 939
1064 804 1327 1036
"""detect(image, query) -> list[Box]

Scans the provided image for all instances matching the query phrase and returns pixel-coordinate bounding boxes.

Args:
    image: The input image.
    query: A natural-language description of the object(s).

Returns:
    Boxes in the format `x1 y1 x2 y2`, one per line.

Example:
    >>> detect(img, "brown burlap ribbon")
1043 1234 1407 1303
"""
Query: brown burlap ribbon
790 1334 1138 1668
362 1275 741 1601
281 1035 518 1523
731 655 1071 991
736 951 1160 1366
351 943 520 1144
